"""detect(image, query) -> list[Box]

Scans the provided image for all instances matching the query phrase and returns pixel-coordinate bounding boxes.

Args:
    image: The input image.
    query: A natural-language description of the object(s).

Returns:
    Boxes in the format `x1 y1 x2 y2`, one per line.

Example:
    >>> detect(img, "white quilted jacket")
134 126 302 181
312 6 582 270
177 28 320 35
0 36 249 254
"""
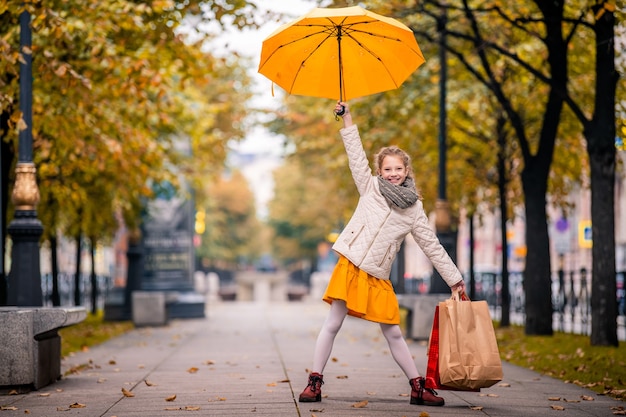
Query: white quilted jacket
331 125 463 287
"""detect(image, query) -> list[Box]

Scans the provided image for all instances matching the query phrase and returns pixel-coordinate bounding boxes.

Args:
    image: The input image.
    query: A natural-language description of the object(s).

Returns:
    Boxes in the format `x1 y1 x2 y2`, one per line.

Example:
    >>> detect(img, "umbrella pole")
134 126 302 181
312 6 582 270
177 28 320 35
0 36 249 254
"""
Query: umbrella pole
337 25 343 102
335 25 346 118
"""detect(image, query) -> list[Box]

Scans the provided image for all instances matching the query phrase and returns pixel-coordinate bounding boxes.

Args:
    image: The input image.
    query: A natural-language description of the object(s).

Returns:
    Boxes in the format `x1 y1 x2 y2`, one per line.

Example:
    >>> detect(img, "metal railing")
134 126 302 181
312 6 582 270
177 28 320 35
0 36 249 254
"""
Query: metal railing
41 273 113 312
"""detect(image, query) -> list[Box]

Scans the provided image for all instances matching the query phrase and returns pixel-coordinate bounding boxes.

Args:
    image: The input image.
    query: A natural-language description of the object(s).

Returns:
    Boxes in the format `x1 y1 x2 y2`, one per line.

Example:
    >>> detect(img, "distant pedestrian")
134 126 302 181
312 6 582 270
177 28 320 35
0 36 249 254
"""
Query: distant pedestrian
299 101 465 407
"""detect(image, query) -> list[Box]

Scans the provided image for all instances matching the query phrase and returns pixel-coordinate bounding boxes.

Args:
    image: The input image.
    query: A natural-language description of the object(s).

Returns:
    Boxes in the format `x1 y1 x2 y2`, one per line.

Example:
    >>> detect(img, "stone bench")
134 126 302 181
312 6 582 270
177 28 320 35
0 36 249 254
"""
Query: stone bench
0 306 87 392
397 294 449 340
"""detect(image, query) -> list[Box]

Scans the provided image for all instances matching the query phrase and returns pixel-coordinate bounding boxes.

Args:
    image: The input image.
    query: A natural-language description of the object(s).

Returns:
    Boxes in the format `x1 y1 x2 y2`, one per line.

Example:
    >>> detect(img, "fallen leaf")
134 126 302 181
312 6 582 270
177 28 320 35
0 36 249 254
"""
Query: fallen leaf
138 364 145 369
399 393 409 397
165 394 177 402
309 408 324 412
38 393 50 397
419 412 430 417
470 406 484 411
267 382 277 387
8 390 18 395
204 360 215 365
550 405 565 410
97 378 107 383
185 406 201 410
0 406 18 411
331 357 338 362
121 387 135 397
336 375 349 379
548 397 561 401
498 383 511 387
279 379 290 383
69 403 86 408
187 367 199 373
581 395 595 401
24 410 30 414
109 360 117 365
207 397 227 402
351 400 368 408
486 393 499 397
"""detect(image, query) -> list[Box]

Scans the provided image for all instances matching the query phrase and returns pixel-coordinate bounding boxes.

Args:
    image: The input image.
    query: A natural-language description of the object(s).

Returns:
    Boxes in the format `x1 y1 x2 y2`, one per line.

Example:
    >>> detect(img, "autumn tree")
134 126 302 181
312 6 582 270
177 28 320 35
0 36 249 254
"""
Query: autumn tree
402 0 619 343
0 1 256 305
195 170 263 269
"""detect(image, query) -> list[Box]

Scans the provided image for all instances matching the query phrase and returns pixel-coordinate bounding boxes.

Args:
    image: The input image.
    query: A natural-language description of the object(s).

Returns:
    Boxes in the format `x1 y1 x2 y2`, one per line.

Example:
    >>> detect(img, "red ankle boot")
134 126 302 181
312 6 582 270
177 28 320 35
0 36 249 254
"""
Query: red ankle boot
299 372 324 402
409 377 444 406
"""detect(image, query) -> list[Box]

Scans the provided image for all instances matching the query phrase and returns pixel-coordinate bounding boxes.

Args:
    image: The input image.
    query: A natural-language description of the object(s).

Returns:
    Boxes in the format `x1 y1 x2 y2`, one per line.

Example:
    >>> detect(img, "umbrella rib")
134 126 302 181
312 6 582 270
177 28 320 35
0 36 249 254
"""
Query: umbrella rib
344 26 422 55
342 29 421 88
258 28 334 70
286 29 337 95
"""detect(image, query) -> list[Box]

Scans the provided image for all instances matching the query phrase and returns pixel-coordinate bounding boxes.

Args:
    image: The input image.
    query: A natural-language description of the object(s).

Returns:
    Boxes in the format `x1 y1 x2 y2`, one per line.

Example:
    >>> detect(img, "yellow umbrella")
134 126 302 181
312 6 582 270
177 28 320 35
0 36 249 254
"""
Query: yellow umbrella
258 6 425 102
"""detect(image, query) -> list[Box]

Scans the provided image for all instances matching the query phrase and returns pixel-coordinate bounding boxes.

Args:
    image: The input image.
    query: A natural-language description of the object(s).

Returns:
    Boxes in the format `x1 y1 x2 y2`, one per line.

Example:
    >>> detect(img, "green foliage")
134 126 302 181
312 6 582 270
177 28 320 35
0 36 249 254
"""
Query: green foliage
59 311 134 359
496 325 626 400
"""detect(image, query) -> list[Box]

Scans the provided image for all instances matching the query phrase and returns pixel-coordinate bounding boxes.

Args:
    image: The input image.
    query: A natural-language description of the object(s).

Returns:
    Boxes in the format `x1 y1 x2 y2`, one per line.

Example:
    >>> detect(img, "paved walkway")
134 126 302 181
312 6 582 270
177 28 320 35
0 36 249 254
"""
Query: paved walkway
1 301 623 416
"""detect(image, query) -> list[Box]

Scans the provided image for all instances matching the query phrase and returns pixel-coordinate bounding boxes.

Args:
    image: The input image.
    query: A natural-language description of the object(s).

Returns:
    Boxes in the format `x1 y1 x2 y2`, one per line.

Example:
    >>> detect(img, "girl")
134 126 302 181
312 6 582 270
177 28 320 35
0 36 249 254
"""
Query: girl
299 102 465 407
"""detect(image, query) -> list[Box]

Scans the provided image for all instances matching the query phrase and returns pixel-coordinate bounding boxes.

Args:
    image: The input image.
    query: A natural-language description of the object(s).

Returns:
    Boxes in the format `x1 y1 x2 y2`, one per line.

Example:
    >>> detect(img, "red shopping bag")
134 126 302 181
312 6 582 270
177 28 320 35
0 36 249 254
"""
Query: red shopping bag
425 304 480 392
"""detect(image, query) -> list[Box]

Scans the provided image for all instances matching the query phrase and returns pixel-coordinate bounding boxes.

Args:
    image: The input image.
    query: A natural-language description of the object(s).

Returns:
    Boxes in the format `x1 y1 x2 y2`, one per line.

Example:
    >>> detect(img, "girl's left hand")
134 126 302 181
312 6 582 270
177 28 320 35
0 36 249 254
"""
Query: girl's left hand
451 280 465 293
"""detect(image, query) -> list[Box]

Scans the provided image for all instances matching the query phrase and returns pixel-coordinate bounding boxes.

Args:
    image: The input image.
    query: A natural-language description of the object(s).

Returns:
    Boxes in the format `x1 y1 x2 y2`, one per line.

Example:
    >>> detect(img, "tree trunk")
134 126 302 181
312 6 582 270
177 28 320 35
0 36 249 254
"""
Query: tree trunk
497 116 510 327
50 235 60 306
74 233 82 306
468 212 476 301
520 0 567 336
587 4 618 346
90 237 98 315
522 166 553 335
0 109 14 306
588 149 617 346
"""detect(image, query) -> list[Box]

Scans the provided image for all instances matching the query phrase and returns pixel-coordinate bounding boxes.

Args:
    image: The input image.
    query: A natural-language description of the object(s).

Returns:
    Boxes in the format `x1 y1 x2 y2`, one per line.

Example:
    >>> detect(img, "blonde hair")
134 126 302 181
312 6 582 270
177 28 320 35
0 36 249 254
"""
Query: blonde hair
374 146 414 179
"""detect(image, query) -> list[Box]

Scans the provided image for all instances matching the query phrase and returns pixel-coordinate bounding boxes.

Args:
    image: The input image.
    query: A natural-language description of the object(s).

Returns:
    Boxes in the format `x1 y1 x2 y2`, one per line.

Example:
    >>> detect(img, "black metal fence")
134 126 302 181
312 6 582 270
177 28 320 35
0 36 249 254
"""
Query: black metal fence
471 268 626 340
41 273 113 312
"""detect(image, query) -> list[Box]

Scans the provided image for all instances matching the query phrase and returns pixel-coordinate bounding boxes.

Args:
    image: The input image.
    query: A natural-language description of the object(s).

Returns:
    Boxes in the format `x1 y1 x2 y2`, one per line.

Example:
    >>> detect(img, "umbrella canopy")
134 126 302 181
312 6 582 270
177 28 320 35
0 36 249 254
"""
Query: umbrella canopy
258 6 425 102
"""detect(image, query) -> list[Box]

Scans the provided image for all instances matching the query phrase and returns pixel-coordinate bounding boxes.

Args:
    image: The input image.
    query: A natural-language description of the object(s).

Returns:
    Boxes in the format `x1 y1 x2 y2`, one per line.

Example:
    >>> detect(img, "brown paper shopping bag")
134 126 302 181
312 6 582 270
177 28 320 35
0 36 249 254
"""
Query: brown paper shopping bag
437 292 503 390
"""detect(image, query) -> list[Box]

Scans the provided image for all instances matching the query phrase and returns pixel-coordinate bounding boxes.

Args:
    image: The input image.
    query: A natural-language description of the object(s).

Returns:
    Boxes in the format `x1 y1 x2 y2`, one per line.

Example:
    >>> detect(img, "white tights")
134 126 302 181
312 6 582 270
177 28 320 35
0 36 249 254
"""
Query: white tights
311 300 420 380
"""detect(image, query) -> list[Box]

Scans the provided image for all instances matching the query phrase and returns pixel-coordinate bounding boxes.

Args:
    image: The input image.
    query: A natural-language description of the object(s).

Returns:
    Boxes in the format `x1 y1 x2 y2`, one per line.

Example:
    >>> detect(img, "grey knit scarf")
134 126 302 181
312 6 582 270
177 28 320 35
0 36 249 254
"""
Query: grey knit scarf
377 176 419 209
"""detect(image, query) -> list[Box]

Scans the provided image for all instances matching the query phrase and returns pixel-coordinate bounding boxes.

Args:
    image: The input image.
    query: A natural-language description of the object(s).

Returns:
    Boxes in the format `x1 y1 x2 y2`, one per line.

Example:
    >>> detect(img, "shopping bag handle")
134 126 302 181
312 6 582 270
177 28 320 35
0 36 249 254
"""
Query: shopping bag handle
451 289 471 301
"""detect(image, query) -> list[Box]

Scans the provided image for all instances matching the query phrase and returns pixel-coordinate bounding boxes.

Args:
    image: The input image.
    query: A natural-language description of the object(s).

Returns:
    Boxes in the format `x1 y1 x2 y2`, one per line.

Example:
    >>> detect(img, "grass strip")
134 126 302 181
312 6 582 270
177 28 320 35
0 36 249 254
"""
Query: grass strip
495 324 626 401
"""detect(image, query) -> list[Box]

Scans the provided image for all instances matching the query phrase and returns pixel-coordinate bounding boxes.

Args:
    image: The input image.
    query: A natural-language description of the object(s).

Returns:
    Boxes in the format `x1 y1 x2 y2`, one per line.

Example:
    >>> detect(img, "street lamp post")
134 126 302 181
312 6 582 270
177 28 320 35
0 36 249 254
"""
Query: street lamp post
7 10 44 306
430 6 458 294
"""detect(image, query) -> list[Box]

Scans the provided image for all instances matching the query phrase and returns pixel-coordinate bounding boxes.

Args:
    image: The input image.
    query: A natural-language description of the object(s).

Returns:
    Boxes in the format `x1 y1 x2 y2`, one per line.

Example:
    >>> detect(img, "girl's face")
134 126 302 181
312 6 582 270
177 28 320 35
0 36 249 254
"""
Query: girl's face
378 155 408 185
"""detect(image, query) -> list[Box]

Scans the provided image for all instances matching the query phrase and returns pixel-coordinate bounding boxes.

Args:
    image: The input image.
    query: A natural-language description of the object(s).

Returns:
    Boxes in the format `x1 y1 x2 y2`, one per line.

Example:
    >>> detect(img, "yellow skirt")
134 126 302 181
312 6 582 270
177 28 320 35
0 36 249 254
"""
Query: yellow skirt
323 255 400 324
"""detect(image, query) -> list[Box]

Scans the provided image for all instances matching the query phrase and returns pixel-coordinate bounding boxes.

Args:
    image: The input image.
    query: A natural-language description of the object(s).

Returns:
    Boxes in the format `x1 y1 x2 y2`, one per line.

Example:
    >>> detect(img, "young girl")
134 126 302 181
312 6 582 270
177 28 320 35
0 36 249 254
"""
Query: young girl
299 102 466 407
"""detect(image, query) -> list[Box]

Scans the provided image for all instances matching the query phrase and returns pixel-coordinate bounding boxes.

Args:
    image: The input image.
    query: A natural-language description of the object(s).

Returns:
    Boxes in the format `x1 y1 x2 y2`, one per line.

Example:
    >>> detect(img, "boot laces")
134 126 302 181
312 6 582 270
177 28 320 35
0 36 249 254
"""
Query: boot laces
414 378 438 397
308 375 324 389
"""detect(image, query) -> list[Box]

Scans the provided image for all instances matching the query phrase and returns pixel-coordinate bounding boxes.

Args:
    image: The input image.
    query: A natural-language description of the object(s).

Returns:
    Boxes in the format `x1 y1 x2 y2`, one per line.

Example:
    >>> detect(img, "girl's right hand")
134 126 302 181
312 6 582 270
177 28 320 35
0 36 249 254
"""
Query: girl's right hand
335 101 353 127
334 101 348 117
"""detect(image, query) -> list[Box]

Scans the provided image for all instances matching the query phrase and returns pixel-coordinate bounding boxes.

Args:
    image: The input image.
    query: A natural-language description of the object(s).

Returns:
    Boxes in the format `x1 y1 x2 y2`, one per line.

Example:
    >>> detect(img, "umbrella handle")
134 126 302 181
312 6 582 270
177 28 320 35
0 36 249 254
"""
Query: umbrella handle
333 105 346 121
